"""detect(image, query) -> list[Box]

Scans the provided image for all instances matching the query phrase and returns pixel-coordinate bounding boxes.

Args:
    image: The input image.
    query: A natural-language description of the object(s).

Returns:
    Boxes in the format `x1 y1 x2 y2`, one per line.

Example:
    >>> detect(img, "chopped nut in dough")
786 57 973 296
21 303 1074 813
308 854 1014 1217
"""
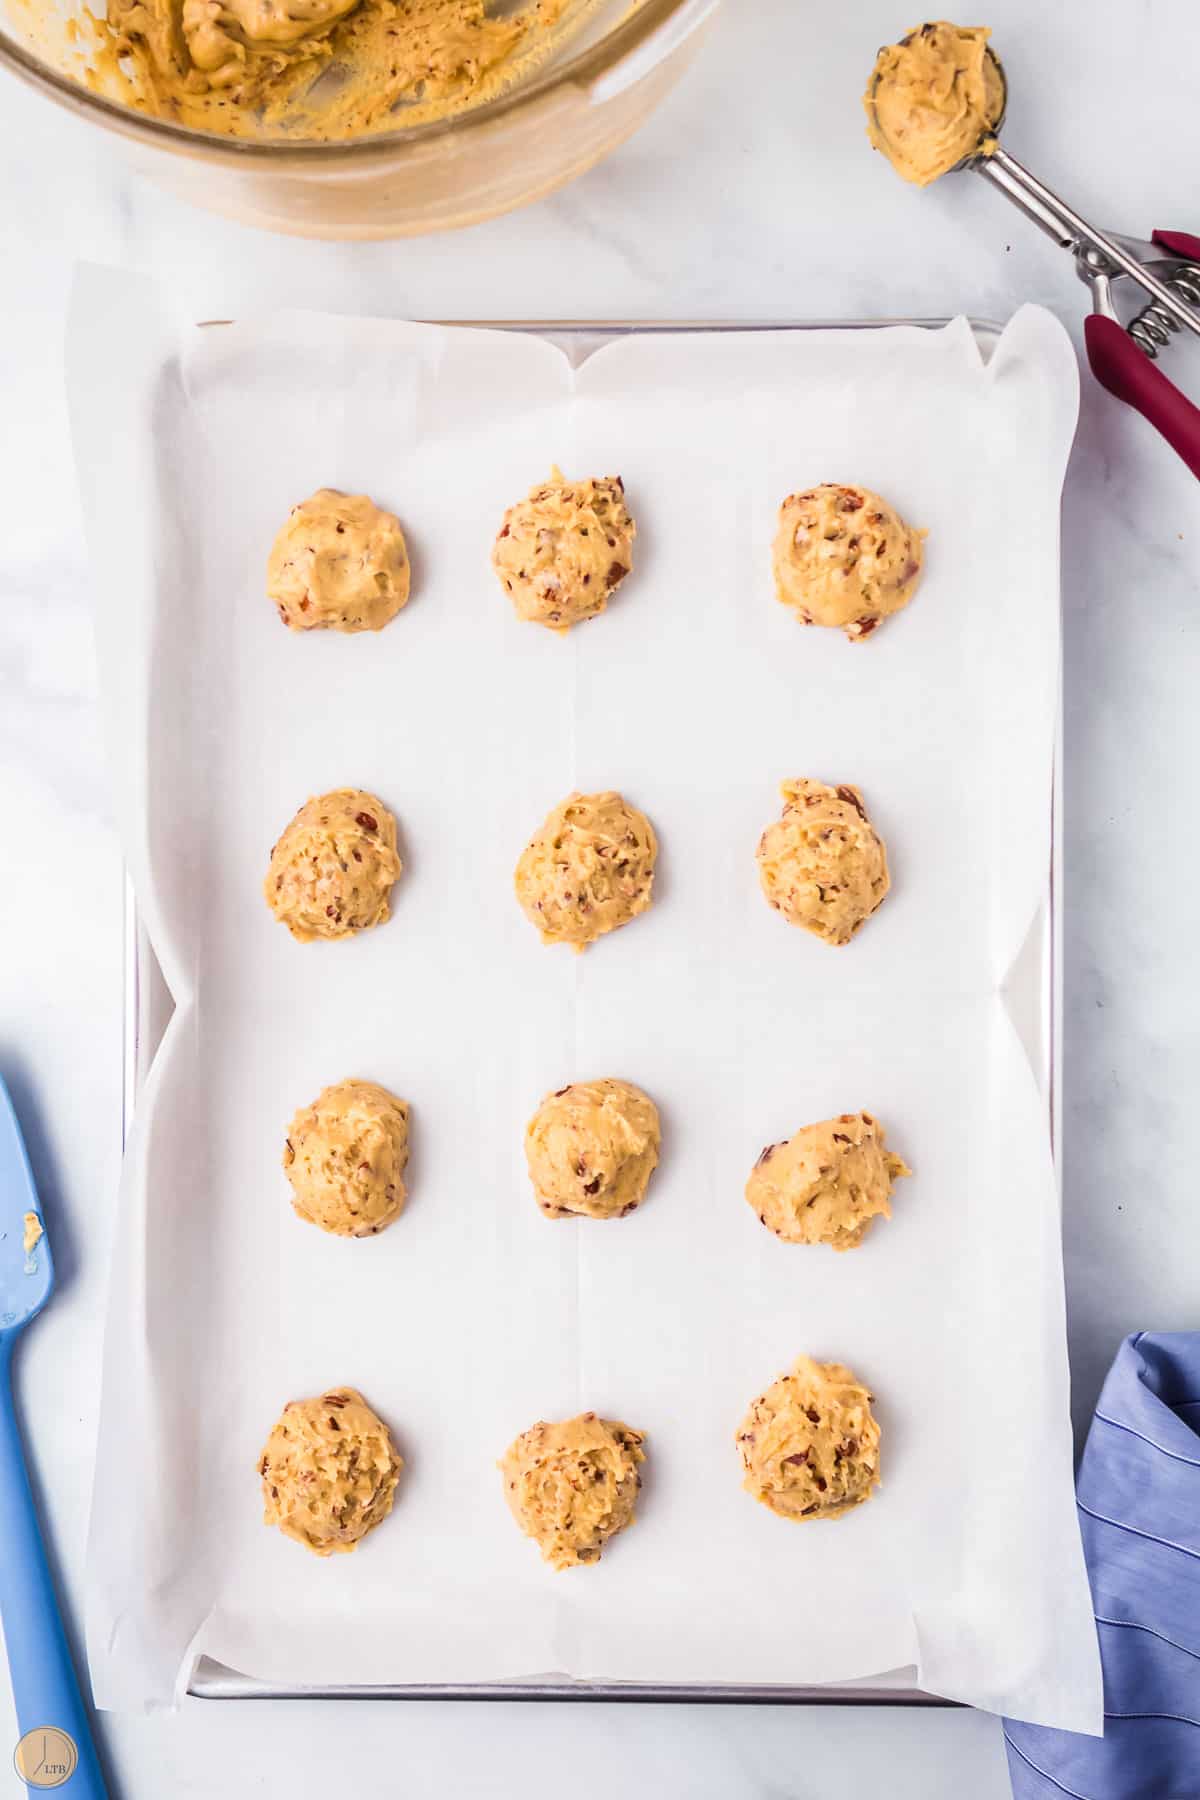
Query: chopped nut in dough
772 483 924 641
500 1412 646 1568
284 1079 409 1237
265 788 401 942
756 779 890 946
267 489 410 633
525 1079 660 1220
747 1111 910 1251
515 790 657 951
492 467 635 632
259 1385 402 1555
737 1357 881 1522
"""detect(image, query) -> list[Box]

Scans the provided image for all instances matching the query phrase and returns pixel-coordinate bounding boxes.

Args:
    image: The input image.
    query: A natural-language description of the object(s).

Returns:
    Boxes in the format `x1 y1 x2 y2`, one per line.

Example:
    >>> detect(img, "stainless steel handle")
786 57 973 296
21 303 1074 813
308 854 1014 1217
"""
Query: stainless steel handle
976 147 1077 247
977 148 1200 340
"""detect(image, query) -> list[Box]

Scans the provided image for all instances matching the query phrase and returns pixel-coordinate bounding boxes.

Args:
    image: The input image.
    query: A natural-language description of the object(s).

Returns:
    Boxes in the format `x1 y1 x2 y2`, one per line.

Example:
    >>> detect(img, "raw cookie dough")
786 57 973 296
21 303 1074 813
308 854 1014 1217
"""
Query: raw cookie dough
267 489 410 633
259 1385 402 1555
515 790 657 951
525 1079 660 1220
284 1079 409 1237
86 0 574 144
756 779 890 947
492 467 635 632
772 483 925 641
865 21 1005 186
265 788 401 942
736 1356 881 1522
500 1412 646 1569
747 1111 910 1251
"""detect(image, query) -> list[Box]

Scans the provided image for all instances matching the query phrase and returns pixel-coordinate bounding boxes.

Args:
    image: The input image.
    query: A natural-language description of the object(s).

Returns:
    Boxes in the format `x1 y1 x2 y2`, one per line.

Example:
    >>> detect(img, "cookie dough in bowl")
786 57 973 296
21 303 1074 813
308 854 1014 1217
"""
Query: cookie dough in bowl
284 1079 409 1237
267 488 410 632
736 1357 881 1523
492 467 635 631
515 790 657 950
756 778 890 946
865 22 1005 187
747 1111 910 1251
87 0 578 142
259 1385 403 1555
525 1078 660 1219
772 483 925 641
265 788 401 941
500 1412 646 1568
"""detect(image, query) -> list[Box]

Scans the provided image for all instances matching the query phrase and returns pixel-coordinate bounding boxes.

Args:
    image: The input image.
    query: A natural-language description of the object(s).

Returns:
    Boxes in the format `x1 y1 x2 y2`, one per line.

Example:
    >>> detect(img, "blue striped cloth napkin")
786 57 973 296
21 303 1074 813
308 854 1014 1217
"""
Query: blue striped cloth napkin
1005 1332 1200 1797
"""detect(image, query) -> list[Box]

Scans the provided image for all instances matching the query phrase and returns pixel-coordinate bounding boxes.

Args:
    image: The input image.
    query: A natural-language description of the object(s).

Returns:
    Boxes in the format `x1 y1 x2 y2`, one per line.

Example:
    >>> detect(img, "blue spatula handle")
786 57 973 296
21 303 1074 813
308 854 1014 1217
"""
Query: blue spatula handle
0 1340 108 1796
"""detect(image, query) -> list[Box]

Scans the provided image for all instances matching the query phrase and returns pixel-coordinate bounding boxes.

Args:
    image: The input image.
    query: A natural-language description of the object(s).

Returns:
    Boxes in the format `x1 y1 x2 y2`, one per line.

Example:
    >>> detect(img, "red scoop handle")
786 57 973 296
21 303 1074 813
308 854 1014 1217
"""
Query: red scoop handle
1152 229 1200 262
1085 229 1200 480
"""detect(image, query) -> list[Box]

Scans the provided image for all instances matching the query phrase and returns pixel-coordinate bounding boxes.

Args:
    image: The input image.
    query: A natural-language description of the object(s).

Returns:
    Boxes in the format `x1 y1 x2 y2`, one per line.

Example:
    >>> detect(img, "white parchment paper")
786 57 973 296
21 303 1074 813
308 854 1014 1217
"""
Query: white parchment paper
68 265 1100 1730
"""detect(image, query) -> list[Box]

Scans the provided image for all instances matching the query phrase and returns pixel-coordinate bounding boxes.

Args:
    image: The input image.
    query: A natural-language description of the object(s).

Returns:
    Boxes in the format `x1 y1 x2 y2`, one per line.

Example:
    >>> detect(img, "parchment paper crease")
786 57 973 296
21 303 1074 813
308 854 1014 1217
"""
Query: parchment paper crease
68 265 1099 1730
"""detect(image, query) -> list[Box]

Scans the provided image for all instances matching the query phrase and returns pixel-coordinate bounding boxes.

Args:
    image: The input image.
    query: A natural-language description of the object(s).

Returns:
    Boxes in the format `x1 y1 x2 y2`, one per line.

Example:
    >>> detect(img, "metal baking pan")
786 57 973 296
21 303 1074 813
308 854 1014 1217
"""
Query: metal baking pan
120 316 1058 1706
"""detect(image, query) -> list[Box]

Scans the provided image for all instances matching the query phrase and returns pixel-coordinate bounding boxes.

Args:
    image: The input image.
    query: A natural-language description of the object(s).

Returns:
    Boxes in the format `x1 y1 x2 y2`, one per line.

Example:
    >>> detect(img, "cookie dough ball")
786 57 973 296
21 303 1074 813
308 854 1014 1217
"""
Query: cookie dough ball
756 779 889 947
747 1111 910 1251
773 483 924 641
259 1386 402 1555
265 788 401 942
500 1412 646 1569
267 489 410 633
525 1079 660 1220
865 22 1005 187
515 790 657 950
736 1357 881 1522
492 467 635 632
284 1079 409 1238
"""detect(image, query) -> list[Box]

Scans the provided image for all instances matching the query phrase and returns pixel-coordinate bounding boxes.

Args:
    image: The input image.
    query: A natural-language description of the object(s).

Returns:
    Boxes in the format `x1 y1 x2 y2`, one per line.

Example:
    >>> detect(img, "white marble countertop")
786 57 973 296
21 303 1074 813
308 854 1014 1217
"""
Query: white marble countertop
1 1 1197 1793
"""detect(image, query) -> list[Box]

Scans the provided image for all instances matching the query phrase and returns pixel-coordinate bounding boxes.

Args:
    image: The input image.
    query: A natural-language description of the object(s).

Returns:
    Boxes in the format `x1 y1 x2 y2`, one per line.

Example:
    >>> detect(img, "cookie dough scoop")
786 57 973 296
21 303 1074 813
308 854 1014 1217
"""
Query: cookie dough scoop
773 483 924 641
515 790 657 950
264 788 401 942
736 1356 881 1522
864 21 1005 188
492 467 635 631
865 23 1200 481
259 1386 402 1555
756 778 890 946
747 1111 910 1250
525 1078 660 1219
267 488 410 632
500 1412 646 1568
284 1079 409 1237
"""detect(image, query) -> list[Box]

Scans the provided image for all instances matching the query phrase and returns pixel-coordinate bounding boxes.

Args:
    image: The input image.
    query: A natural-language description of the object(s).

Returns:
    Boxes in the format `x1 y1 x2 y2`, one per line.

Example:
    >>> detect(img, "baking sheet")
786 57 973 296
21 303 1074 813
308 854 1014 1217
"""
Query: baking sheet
69 264 1100 1731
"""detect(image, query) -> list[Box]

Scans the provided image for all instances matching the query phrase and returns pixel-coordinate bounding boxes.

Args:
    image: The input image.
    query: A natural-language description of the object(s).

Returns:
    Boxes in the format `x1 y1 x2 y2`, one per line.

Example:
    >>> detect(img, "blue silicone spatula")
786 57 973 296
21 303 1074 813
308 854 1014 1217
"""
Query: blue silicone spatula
0 1077 107 1795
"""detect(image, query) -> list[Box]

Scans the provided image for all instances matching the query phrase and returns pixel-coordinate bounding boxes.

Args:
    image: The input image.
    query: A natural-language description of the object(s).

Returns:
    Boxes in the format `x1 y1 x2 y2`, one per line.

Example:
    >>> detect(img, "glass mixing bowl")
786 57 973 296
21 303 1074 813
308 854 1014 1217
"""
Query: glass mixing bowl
0 0 715 237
